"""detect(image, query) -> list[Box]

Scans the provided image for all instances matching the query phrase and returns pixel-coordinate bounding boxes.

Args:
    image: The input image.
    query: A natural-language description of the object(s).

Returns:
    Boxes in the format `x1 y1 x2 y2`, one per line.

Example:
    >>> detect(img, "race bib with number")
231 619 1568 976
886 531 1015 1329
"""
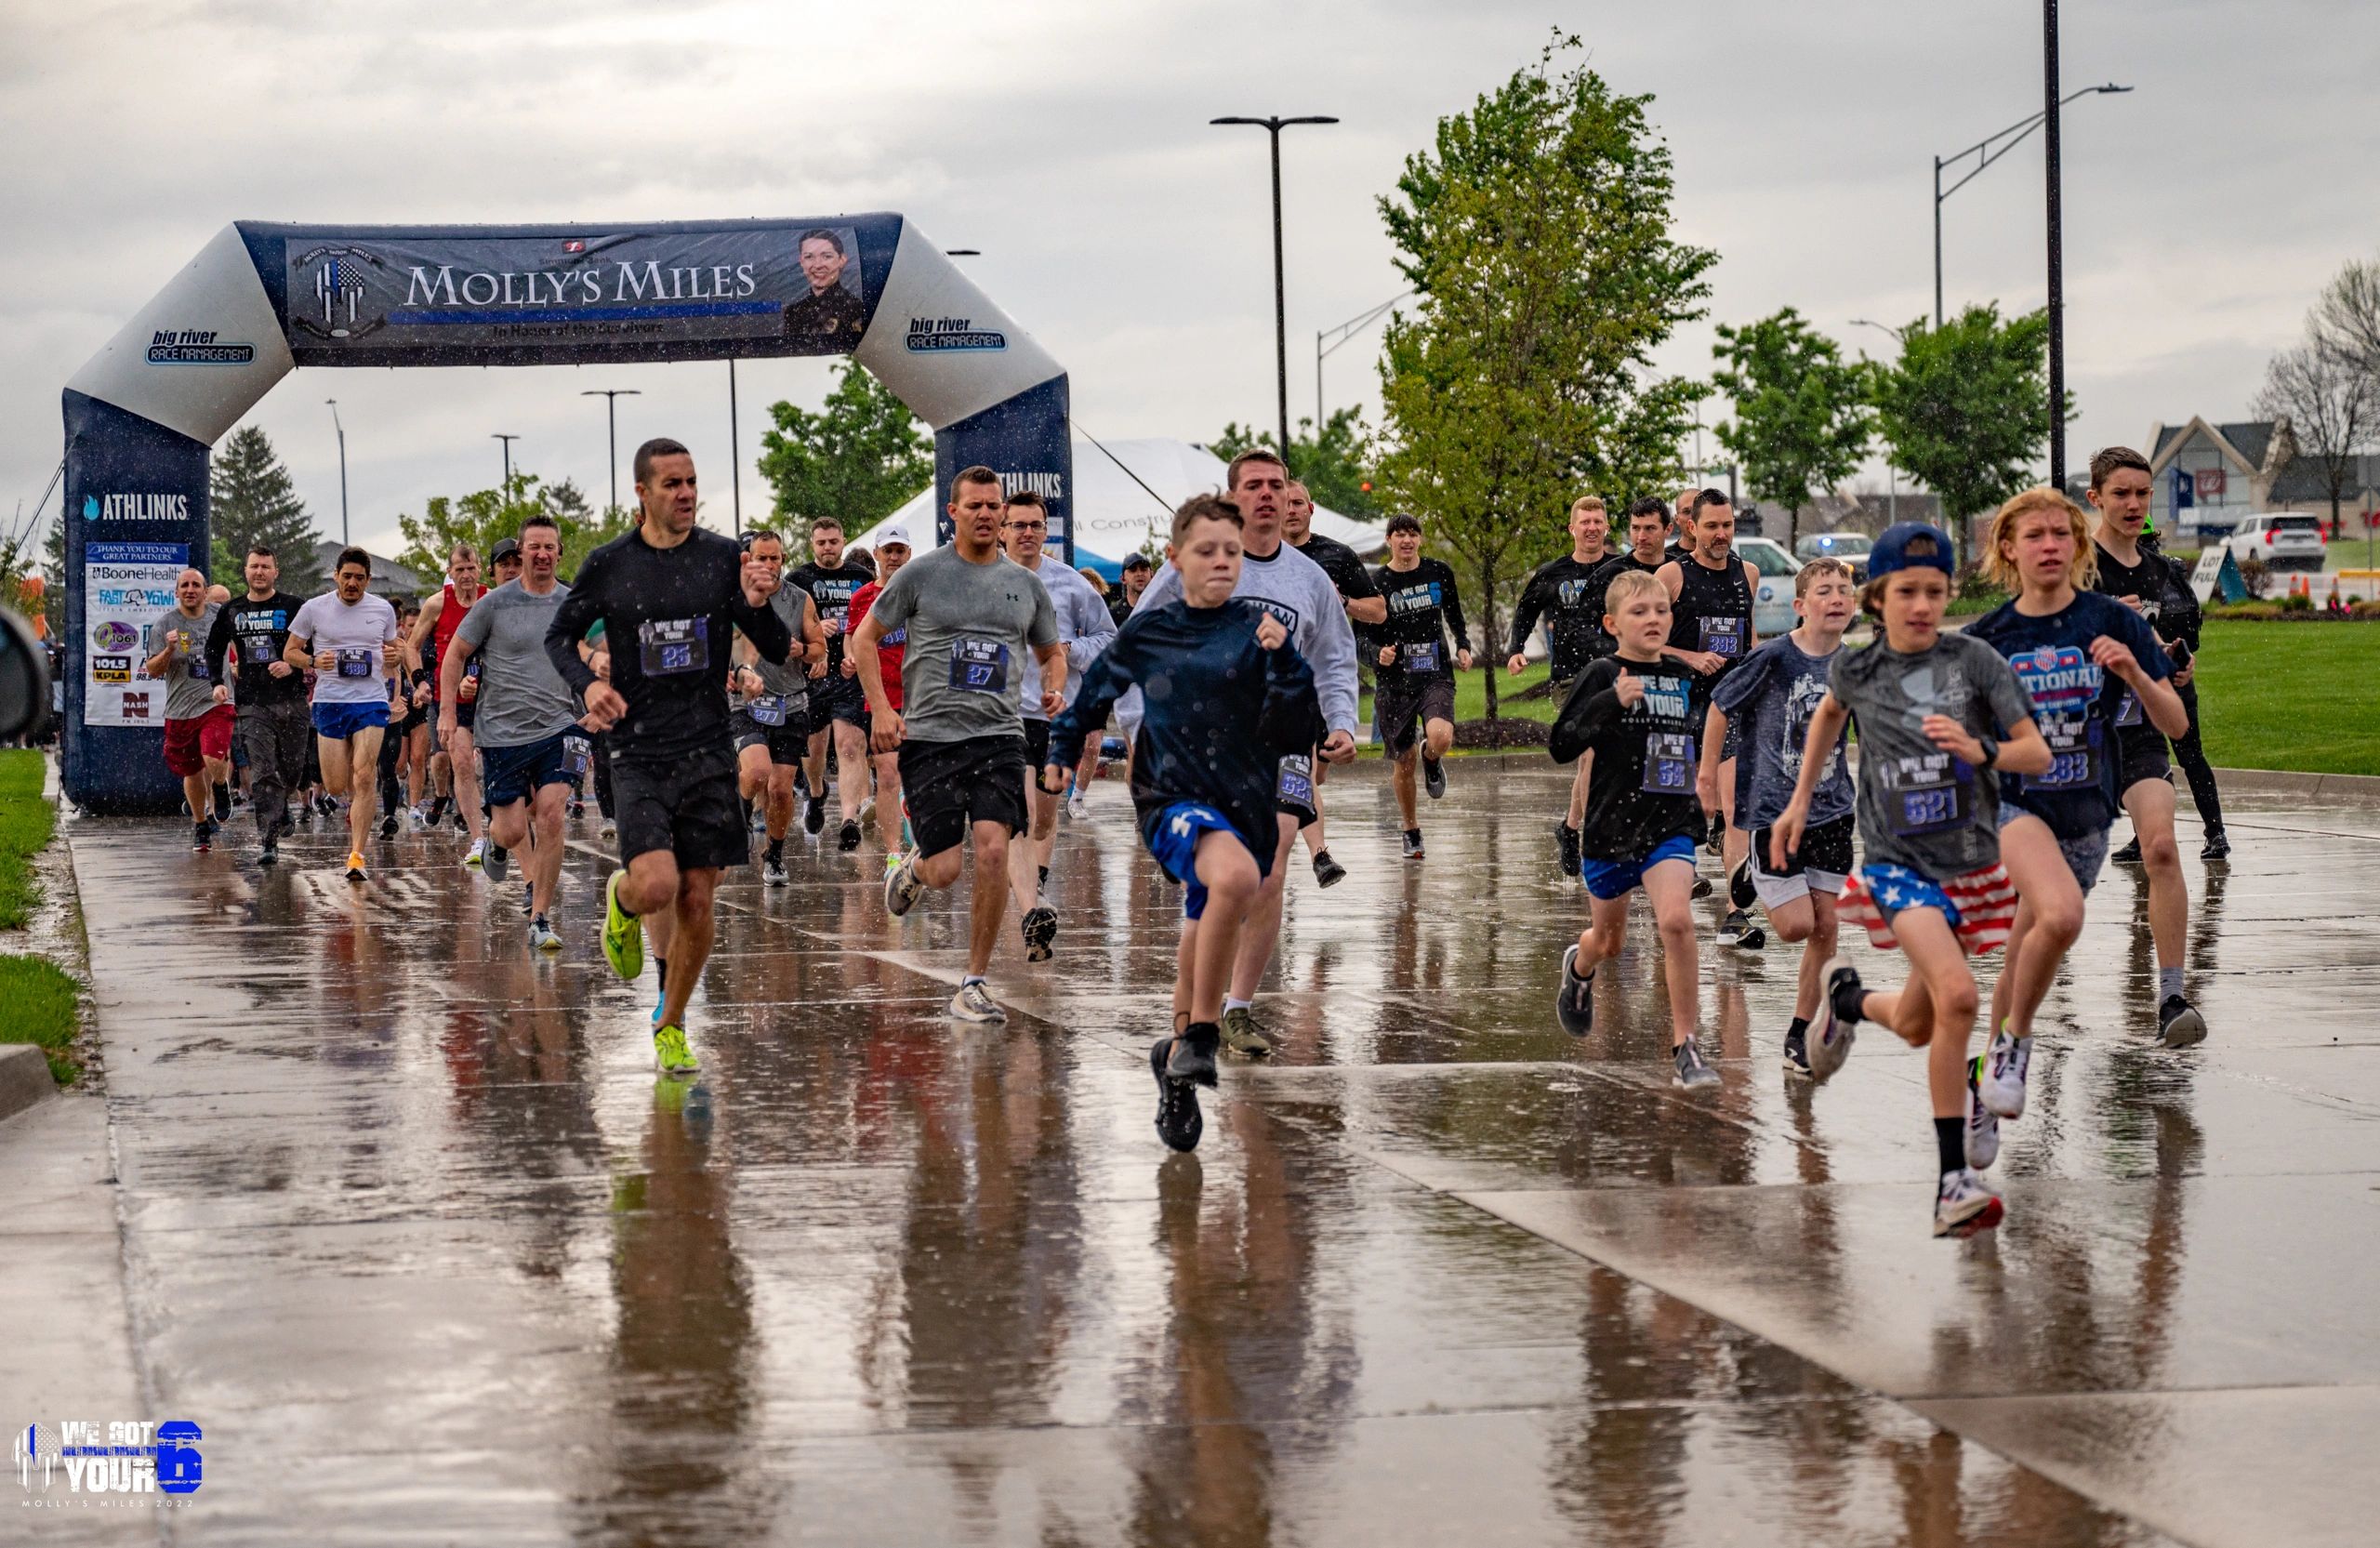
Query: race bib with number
336 646 377 679
2034 718 2102 791
562 735 592 775
1400 641 1442 674
638 617 709 676
948 638 1010 693
2114 690 2143 728
1698 615 1746 659
747 695 788 727
244 635 280 666
1881 755 1974 836
1642 732 1696 794
187 651 210 681
1277 754 1315 808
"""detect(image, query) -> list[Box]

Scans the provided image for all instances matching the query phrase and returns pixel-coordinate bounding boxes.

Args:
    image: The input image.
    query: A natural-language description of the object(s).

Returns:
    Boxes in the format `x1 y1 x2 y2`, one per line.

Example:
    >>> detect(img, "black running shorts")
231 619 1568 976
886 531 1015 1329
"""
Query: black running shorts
806 672 868 735
1372 673 1455 758
729 707 807 766
898 734 1028 858
2115 724 2172 792
611 746 748 871
1021 716 1051 774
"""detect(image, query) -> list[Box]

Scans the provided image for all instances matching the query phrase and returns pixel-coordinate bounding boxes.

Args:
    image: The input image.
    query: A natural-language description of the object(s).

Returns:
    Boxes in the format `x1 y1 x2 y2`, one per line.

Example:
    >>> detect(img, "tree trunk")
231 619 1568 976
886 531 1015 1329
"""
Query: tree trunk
1479 551 1501 722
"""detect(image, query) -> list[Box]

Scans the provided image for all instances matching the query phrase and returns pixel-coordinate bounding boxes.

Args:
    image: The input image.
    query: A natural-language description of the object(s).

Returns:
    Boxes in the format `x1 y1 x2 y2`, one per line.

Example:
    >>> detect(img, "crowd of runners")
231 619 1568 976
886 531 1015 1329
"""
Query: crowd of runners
145 435 2229 1242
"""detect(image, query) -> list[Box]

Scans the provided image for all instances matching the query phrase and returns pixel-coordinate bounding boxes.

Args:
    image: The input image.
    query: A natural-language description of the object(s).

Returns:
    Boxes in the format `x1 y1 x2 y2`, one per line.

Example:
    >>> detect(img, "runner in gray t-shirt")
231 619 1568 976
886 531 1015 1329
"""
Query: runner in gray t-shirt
141 570 228 847
441 519 591 949
852 468 1064 1025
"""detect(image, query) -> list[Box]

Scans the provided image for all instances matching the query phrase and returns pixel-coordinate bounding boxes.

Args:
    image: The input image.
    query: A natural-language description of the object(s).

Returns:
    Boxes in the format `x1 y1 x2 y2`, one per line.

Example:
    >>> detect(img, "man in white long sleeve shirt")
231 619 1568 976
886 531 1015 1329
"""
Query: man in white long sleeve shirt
1132 448 1358 1054
1002 490 1117 962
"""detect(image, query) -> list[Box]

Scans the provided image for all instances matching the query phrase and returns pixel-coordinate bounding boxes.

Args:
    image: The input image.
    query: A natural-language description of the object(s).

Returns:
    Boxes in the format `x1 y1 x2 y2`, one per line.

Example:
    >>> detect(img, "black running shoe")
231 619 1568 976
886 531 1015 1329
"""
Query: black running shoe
2111 835 2143 865
257 834 279 867
1782 1026 1812 1080
1691 874 1713 900
1312 851 1346 888
378 812 399 840
1729 856 1757 910
803 791 826 836
1673 1039 1720 1090
2157 994 2208 1048
1166 1031 1220 1088
213 784 233 823
1555 822 1581 883
839 817 863 853
1401 829 1425 861
1554 946 1595 1037
1151 1038 1204 1152
192 821 213 853
1423 756 1446 800
1021 905 1058 962
2200 830 2230 862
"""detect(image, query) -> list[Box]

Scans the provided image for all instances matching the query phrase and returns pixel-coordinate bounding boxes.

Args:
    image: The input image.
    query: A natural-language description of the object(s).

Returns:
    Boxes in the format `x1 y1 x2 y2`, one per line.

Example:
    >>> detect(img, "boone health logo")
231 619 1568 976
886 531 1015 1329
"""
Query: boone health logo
14 1421 202 1496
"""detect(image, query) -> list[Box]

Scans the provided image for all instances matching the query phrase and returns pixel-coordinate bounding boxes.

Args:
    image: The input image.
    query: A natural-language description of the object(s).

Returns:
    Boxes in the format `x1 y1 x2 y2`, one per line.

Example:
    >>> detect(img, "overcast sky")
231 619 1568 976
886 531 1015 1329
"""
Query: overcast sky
7 0 2376 556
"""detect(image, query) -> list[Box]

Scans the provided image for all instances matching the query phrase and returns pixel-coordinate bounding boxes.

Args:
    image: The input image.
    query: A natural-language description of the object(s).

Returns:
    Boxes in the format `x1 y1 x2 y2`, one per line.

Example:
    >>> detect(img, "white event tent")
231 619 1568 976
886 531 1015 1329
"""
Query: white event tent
849 437 1383 580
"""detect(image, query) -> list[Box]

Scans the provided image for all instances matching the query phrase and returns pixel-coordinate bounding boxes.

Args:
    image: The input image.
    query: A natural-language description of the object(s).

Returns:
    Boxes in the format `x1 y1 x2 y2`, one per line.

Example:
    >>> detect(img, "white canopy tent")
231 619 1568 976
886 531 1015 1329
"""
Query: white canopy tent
849 437 1382 576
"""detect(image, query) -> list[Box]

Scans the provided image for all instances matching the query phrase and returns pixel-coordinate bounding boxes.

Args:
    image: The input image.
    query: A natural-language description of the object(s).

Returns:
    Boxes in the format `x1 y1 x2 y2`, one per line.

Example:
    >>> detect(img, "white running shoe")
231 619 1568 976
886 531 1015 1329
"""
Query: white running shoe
1934 1168 2003 1238
464 838 486 868
948 981 1007 1023
1066 790 1090 823
883 853 925 917
1964 1061 2001 1170
1977 1028 2031 1119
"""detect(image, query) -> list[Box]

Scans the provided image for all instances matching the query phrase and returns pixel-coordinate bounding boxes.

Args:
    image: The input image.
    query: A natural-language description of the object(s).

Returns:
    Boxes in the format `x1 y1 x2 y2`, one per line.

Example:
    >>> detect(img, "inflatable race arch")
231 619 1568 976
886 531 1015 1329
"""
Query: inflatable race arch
60 216 1071 813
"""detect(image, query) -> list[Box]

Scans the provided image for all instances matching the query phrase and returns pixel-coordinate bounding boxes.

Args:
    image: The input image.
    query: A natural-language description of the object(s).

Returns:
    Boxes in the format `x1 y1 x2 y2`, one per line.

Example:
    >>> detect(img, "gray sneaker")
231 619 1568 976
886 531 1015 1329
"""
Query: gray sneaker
1672 1039 1720 1091
484 843 509 883
948 981 1007 1024
1219 1006 1276 1055
528 916 562 954
883 853 925 917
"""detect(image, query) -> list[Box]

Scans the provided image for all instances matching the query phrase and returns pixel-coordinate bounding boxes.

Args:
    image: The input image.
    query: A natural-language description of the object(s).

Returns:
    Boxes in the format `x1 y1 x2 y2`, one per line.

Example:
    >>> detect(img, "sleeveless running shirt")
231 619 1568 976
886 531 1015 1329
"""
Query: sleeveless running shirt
430 581 477 701
1666 553 1754 683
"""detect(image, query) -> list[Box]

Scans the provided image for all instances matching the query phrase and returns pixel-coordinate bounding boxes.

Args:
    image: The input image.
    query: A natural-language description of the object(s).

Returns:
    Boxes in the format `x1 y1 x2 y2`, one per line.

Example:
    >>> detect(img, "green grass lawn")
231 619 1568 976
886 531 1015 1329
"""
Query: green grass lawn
2193 620 2380 776
0 748 53 928
0 955 80 1083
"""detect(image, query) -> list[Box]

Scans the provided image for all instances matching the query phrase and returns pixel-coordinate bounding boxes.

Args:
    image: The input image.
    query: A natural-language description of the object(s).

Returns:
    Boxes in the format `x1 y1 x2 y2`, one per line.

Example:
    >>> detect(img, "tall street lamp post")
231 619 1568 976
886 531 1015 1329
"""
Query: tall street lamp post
493 433 520 494
1933 80 2132 329
1211 113 1339 459
581 389 641 514
324 400 350 547
1316 291 1410 430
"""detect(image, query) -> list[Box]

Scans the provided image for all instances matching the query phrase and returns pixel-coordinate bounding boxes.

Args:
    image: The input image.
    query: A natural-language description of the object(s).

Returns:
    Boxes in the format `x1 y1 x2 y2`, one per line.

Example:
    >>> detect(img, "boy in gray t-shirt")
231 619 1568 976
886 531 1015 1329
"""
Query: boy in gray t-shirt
1769 523 2051 1243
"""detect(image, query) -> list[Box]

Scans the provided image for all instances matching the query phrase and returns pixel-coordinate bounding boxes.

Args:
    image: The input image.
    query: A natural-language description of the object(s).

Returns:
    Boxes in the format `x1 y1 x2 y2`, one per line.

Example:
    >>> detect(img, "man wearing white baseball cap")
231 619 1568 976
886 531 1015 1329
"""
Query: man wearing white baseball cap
844 523 915 858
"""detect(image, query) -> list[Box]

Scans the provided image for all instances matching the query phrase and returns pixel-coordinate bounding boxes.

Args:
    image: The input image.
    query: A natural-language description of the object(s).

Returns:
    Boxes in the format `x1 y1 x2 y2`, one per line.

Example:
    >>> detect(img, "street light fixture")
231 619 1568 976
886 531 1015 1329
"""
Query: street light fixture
1211 113 1339 459
1848 320 1903 522
324 400 350 547
945 249 982 258
492 433 521 493
581 389 641 515
1316 291 1410 430
1933 80 2131 328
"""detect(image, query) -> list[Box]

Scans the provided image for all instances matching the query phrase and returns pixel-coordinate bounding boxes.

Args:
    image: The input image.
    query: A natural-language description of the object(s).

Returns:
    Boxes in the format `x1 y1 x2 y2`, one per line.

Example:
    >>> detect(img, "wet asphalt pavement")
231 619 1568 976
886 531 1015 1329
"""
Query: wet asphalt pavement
49 760 2380 1545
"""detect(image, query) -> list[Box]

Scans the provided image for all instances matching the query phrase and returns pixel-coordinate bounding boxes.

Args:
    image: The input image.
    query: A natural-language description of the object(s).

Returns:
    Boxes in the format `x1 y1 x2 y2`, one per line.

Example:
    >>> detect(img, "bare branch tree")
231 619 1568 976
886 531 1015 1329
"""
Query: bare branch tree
2311 258 2380 377
2254 339 2373 528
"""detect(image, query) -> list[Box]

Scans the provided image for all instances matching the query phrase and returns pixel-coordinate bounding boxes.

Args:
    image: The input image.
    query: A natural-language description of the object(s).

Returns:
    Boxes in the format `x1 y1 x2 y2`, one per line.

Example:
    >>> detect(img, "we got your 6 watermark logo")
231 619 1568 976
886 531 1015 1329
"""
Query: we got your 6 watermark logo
14 1420 201 1506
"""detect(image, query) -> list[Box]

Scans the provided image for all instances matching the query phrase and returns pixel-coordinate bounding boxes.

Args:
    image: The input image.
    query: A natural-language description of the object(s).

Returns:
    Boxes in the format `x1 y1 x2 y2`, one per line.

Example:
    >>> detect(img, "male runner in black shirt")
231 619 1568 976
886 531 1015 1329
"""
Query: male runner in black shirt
546 437 793 1077
1283 477 1385 887
789 516 877 847
1369 514 1471 857
1659 490 1763 944
205 545 311 864
1508 495 1633 880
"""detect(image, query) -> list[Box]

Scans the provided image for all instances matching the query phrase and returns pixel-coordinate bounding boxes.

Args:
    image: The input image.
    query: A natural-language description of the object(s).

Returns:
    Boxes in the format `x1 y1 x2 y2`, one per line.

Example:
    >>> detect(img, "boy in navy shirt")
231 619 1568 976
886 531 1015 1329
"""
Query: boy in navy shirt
1047 495 1324 1152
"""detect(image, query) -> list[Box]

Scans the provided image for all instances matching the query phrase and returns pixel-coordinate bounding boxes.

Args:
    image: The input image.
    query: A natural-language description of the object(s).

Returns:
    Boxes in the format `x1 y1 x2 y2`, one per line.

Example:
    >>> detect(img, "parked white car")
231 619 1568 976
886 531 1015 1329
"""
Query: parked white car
1735 537 1803 637
2224 512 2327 573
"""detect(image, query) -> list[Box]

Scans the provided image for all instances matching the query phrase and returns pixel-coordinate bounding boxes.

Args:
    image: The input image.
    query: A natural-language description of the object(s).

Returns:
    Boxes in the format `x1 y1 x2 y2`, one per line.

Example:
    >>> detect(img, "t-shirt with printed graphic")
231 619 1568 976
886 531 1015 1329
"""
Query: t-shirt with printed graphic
1966 591 2172 840
1829 630 2037 880
1549 655 1704 864
289 590 399 707
205 592 307 708
543 526 793 766
865 545 1058 744
453 579 581 749
145 605 221 721
1712 633 1852 831
1508 552 1618 677
734 586 814 724
789 559 873 675
1368 558 1468 681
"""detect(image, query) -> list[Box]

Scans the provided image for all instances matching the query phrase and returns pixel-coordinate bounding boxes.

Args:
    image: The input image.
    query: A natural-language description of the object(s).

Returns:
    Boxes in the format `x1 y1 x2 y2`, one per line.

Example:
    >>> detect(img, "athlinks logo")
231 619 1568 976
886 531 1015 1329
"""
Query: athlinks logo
905 315 1006 351
14 1420 202 1506
83 494 191 523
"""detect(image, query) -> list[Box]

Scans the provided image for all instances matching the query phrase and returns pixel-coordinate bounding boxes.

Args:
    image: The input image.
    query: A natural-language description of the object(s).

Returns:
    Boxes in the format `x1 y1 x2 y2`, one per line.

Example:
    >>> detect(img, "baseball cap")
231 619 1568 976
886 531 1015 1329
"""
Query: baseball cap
1121 551 1154 571
1867 522 1954 579
876 524 912 548
489 537 522 563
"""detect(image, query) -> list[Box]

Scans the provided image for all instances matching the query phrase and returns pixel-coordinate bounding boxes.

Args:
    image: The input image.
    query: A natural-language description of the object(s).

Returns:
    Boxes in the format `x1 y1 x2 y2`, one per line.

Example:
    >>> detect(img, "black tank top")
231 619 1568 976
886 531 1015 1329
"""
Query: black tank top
1666 552 1754 675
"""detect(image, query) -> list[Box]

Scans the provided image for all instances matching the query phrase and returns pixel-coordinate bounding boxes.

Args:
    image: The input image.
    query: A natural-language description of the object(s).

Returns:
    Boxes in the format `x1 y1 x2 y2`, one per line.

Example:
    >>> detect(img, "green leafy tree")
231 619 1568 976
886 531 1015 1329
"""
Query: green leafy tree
1374 34 1716 719
1711 307 1871 550
395 473 629 592
208 426 324 593
758 363 933 554
1210 407 1384 520
38 520 66 639
1869 303 2058 554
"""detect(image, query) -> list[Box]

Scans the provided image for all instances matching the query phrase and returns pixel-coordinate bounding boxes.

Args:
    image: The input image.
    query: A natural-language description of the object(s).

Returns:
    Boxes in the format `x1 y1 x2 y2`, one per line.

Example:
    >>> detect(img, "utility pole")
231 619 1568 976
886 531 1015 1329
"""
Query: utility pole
581 389 641 514
1211 114 1339 458
728 360 741 531
325 400 350 547
2043 0 2068 490
492 433 520 495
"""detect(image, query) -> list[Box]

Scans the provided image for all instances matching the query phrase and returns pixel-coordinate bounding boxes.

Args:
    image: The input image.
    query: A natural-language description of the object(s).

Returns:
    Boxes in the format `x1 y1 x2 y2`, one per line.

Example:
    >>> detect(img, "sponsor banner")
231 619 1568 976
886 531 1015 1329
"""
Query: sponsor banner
280 226 869 362
855 220 1062 428
83 542 187 729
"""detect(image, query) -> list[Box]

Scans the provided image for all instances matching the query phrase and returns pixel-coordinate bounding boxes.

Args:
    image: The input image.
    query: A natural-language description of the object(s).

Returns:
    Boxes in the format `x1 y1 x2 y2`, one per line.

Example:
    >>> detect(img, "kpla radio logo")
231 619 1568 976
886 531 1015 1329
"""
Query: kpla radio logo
14 1420 202 1500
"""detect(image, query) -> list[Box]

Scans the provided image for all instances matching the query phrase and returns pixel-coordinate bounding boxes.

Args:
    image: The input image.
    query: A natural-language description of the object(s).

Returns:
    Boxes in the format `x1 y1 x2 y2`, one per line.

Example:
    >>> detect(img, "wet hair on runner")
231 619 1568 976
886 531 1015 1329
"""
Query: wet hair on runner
953 465 1003 496
739 528 780 551
1603 568 1665 615
336 546 373 576
1571 495 1606 515
1981 486 2098 592
809 515 844 535
1004 490 1047 514
1694 489 1731 516
1625 496 1669 523
1384 513 1422 536
518 511 559 538
846 549 875 576
247 544 275 560
2088 445 2151 491
1794 556 1855 596
1225 447 1288 492
633 437 690 484
1170 493 1243 544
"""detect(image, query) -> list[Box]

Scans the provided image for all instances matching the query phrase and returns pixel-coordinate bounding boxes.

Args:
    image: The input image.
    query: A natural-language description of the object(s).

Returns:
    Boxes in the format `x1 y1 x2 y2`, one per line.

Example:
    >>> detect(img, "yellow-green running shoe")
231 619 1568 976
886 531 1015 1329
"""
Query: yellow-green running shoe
602 870 644 982
653 1022 698 1075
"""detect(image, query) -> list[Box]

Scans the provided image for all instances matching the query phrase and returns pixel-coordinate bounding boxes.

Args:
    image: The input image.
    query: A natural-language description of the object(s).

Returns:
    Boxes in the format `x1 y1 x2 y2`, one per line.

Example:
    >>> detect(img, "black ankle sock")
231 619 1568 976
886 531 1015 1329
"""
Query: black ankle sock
1404 827 1421 841
766 838 784 862
1934 1117 1964 1176
1831 973 1866 1027
1037 865 1049 890
654 956 668 994
1787 1015 1810 1042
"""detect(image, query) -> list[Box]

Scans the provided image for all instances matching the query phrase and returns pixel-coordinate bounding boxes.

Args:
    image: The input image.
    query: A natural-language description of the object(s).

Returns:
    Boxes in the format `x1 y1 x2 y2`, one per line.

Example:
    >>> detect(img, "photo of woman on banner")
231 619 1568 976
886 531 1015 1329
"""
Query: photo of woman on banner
781 228 866 347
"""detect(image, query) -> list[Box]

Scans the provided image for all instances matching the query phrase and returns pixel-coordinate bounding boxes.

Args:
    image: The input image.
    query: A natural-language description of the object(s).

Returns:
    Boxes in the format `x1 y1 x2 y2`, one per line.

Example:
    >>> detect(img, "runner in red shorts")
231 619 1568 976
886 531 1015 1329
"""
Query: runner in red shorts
142 567 232 852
